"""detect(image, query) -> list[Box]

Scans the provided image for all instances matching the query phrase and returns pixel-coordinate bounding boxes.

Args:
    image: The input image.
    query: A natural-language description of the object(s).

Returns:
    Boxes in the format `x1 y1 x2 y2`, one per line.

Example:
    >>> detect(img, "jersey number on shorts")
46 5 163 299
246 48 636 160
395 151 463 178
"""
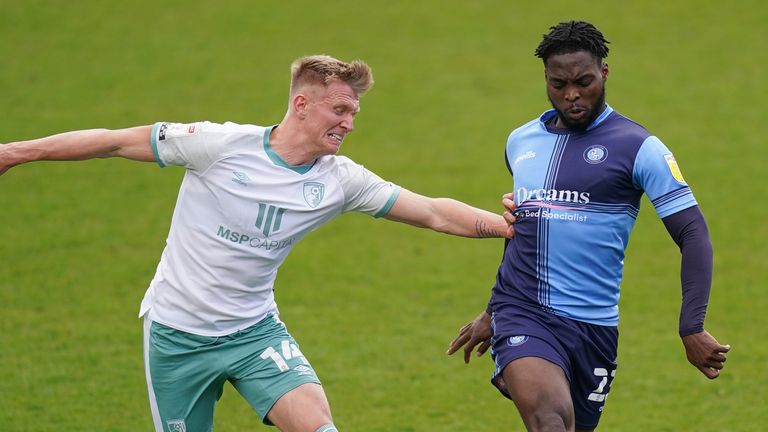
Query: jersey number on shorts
588 368 617 402
260 340 307 372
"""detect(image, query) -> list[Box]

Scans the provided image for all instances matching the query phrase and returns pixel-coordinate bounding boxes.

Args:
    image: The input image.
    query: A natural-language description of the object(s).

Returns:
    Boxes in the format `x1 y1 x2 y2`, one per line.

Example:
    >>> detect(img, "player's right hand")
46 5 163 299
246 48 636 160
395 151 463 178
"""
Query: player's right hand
681 329 731 379
447 311 492 364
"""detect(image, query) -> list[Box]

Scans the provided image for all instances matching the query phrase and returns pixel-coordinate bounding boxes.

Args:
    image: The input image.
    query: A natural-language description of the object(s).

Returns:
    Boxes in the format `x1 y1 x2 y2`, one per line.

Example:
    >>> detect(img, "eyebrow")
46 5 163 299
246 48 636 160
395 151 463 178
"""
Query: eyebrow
337 101 360 112
548 72 595 82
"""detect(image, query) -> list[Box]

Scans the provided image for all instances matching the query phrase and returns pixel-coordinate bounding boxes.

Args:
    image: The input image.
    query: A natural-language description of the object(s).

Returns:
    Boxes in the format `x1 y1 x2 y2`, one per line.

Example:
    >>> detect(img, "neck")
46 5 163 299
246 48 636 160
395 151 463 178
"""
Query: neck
268 121 317 166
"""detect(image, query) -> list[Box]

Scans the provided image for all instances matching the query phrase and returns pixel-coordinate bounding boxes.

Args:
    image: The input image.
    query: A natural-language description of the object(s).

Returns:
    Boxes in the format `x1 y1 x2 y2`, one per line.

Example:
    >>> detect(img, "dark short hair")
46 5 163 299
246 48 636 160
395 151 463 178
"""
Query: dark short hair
534 21 610 64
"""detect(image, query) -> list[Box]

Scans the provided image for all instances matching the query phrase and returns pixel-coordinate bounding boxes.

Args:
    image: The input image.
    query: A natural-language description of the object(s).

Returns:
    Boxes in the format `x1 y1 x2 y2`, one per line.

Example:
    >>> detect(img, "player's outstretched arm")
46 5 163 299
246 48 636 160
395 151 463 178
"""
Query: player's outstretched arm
0 125 154 176
681 330 730 379
383 189 516 239
446 311 492 363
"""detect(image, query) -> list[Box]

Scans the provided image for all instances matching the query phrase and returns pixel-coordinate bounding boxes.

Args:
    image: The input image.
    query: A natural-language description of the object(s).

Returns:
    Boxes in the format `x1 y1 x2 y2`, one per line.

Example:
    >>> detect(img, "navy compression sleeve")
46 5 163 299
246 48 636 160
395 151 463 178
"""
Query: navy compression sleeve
661 205 713 337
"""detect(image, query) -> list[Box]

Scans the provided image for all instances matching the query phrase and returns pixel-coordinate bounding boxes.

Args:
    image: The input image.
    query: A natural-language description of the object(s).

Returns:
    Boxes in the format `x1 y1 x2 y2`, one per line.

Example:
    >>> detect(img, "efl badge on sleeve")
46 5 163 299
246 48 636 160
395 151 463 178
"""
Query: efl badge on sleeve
303 182 325 208
664 154 687 184
167 122 200 139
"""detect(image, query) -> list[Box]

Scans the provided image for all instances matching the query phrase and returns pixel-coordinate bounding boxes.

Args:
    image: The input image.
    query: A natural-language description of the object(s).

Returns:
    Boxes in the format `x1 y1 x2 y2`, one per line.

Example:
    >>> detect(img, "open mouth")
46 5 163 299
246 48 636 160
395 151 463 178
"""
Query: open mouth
328 133 344 145
567 107 587 119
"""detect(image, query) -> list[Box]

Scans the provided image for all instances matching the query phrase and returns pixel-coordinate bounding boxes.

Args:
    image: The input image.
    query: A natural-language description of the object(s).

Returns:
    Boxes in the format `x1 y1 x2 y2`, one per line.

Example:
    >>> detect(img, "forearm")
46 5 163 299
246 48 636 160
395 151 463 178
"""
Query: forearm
428 197 508 238
662 206 713 336
384 189 510 238
1 126 153 170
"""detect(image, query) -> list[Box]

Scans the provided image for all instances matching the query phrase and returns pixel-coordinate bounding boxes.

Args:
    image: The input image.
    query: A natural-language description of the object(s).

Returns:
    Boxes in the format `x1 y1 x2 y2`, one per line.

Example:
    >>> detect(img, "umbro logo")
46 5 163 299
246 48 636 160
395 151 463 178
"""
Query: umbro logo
232 171 251 186
294 365 313 375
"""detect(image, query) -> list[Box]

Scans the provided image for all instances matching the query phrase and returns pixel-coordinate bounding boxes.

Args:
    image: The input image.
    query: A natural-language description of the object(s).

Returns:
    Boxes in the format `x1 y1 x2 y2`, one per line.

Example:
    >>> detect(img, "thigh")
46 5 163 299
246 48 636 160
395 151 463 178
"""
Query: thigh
569 323 618 430
267 382 333 432
503 355 573 412
144 318 226 432
495 336 576 431
228 315 323 425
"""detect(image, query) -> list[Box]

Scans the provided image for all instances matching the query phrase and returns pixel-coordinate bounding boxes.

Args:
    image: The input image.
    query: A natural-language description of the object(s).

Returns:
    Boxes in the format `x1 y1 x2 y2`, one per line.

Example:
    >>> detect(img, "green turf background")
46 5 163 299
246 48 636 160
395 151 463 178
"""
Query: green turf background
1 1 765 430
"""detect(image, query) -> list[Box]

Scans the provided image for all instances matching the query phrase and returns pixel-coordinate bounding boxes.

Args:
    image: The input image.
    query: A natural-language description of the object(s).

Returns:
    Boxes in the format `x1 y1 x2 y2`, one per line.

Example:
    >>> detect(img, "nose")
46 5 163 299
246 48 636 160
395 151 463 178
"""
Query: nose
340 114 354 132
564 85 580 102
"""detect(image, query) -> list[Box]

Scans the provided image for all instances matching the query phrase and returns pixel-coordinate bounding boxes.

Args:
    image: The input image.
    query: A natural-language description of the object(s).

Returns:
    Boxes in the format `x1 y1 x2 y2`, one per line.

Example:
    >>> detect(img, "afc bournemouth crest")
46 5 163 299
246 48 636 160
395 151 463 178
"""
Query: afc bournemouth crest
303 182 325 208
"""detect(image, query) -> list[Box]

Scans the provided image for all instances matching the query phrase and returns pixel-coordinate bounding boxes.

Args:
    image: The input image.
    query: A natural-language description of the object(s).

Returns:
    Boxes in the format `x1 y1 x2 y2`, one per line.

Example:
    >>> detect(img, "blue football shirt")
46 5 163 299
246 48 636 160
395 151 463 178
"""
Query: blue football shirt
491 105 696 326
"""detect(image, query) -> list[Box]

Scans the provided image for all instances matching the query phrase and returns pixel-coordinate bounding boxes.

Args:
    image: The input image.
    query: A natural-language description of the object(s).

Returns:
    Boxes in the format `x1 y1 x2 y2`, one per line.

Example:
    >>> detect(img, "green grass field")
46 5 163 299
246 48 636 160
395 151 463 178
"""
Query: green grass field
1 1 766 430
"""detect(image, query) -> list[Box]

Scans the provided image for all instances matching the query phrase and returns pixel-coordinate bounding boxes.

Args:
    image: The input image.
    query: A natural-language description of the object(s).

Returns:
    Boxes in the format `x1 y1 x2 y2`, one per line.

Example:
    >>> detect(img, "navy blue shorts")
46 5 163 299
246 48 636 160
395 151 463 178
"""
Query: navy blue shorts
489 303 618 430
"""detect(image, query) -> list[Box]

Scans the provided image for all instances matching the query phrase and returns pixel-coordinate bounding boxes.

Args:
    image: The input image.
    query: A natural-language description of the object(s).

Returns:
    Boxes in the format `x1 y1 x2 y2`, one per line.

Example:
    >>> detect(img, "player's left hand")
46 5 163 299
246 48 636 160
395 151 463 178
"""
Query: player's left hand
681 330 730 379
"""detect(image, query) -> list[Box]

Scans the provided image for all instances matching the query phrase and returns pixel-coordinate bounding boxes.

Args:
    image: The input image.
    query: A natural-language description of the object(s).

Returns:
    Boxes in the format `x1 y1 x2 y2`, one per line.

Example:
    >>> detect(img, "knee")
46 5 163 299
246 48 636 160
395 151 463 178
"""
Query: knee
517 399 573 432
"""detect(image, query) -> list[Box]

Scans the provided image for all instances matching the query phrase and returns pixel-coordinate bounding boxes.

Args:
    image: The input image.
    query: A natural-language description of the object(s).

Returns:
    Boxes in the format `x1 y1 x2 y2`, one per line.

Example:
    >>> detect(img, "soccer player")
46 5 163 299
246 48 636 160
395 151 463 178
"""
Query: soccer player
446 21 730 432
0 55 514 432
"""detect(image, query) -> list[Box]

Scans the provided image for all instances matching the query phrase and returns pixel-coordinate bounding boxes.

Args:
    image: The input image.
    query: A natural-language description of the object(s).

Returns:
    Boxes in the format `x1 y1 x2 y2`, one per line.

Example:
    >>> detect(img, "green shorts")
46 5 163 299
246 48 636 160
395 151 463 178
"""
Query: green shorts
143 314 321 432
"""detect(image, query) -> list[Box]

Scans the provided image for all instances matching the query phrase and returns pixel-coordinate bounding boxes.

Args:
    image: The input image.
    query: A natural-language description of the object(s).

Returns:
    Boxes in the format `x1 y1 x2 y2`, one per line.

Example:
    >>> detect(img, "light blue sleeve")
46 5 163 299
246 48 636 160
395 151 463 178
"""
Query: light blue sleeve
632 136 697 218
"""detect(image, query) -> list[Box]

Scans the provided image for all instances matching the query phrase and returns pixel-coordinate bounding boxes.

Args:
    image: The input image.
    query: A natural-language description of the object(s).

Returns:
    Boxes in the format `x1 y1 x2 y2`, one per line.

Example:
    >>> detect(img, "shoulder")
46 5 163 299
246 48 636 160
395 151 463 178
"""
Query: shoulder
507 116 542 143
318 155 366 179
600 111 653 143
199 121 266 138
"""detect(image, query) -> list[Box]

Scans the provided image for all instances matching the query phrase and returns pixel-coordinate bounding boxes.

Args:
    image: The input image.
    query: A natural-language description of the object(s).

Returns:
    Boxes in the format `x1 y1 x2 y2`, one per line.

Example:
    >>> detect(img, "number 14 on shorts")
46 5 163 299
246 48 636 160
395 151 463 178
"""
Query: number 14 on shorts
260 340 308 372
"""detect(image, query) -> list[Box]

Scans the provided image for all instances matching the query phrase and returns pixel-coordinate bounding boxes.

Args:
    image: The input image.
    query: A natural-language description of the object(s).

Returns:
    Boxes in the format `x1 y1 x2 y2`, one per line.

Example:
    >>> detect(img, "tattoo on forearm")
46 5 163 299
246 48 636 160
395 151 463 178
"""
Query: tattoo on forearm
475 220 497 238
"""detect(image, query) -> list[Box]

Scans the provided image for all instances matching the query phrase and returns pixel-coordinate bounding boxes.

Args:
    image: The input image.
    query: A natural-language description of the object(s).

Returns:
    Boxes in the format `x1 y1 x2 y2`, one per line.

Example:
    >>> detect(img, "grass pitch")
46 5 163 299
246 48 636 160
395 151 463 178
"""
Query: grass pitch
1 1 766 430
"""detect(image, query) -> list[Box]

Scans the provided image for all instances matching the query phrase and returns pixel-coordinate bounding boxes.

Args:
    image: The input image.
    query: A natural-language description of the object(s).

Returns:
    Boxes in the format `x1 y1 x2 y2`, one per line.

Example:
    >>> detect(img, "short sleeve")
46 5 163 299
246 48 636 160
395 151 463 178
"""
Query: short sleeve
150 121 231 173
331 156 401 217
632 136 697 218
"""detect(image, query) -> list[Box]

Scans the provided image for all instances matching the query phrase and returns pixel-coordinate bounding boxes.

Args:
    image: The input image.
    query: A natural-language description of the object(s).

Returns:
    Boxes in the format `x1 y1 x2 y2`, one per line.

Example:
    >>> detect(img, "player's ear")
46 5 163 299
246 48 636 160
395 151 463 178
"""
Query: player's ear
601 62 609 81
292 94 309 119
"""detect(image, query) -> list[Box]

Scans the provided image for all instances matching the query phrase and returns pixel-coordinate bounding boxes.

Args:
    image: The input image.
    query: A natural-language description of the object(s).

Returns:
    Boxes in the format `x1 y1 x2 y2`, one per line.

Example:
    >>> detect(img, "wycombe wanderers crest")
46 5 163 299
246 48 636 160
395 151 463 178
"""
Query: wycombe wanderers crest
303 182 325 208
583 145 608 164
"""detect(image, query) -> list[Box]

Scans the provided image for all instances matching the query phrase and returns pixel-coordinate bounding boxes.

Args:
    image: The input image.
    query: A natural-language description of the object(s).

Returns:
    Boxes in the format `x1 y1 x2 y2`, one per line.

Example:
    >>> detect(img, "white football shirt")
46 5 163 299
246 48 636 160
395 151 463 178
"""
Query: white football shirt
139 121 401 336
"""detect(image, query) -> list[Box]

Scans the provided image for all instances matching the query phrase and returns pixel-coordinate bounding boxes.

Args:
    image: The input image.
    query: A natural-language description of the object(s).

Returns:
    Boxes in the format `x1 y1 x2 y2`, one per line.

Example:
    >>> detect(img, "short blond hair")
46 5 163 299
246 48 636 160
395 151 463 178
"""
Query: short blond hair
289 55 374 96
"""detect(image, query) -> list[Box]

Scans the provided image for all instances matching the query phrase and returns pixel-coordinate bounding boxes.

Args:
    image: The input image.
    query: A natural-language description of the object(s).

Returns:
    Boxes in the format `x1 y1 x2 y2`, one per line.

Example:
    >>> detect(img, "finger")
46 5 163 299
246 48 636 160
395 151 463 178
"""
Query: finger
506 226 516 239
708 361 725 370
700 365 720 379
476 340 491 357
447 333 470 355
463 338 482 363
503 211 516 224
463 346 473 364
502 198 516 212
709 352 727 363
501 192 515 201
